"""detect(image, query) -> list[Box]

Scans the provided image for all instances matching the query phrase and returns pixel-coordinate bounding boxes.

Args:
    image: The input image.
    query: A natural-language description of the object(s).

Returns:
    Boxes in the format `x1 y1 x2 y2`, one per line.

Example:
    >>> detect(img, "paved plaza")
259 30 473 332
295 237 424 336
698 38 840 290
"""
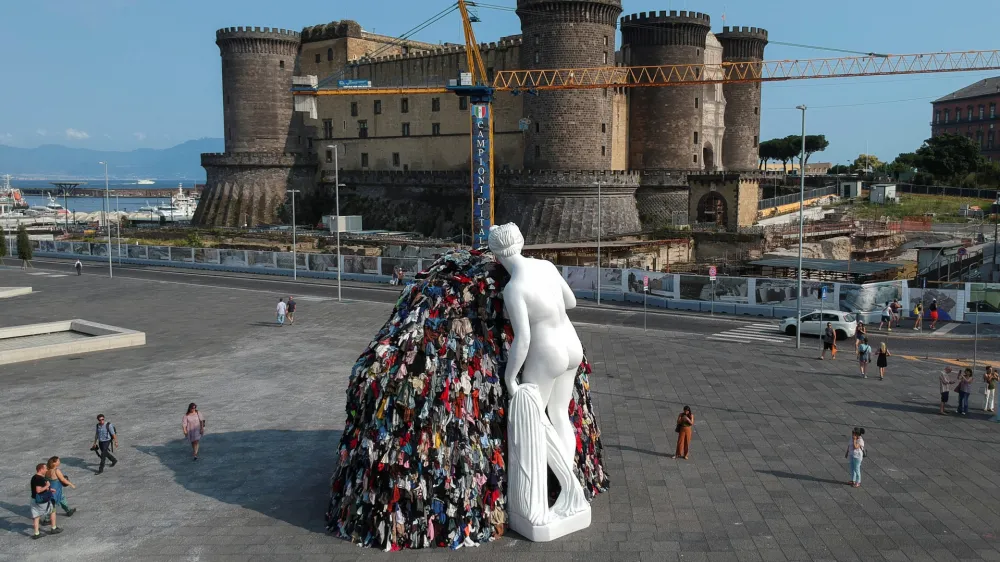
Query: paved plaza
1 267 1000 562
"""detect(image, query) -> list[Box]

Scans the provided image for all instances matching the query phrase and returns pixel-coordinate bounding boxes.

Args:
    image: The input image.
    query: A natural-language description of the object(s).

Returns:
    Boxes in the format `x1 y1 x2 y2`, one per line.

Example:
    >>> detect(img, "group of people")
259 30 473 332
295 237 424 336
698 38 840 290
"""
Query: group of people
878 298 940 332
275 295 297 326
940 366 998 415
856 336 891 379
28 406 205 539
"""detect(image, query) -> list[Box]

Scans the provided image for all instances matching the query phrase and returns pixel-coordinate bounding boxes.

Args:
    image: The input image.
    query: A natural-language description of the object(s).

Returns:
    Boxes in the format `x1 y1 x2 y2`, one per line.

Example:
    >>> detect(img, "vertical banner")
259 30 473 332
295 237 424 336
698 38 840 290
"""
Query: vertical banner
471 101 494 248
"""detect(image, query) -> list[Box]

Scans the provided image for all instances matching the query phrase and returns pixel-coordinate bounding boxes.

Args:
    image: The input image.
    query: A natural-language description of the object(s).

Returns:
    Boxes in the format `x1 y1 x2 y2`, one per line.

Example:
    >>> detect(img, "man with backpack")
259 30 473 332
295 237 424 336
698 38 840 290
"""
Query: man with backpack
91 414 118 474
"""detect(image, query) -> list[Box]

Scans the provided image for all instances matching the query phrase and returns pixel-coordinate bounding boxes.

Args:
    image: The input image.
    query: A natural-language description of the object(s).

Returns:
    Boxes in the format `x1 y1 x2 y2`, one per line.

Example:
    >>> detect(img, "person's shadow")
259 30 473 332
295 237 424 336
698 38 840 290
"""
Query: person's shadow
136 429 341 532
59 456 96 472
0 501 33 536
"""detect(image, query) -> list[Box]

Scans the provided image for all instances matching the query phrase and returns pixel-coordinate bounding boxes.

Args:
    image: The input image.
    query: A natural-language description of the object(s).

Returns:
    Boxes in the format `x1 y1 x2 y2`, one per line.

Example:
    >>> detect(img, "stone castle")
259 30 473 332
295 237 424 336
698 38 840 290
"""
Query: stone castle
194 1 769 243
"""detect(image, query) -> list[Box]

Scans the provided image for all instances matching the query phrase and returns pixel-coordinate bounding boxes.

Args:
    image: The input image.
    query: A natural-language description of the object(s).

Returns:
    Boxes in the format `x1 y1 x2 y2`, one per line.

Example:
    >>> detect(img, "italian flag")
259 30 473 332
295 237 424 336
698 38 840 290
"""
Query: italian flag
473 105 488 119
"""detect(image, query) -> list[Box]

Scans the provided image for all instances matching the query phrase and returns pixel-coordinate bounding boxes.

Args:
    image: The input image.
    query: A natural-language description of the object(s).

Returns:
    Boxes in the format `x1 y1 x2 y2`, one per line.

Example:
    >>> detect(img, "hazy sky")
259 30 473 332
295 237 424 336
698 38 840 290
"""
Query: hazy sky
1 0 997 165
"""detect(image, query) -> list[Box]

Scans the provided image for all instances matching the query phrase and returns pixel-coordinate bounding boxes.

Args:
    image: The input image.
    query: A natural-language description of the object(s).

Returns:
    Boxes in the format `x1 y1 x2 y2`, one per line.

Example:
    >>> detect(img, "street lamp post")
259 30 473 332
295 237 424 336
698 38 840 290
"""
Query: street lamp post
993 197 999 282
288 189 300 280
98 161 112 278
115 194 122 264
794 106 807 349
328 145 343 302
596 180 602 305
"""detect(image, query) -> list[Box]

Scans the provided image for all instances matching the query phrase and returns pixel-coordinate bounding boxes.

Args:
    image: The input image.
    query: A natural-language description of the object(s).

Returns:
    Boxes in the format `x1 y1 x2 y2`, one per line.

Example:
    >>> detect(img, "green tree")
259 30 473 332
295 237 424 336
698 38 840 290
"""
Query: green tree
785 135 830 167
852 154 883 173
16 225 32 264
913 134 984 183
757 139 784 170
828 164 851 174
888 152 919 180
0 226 7 262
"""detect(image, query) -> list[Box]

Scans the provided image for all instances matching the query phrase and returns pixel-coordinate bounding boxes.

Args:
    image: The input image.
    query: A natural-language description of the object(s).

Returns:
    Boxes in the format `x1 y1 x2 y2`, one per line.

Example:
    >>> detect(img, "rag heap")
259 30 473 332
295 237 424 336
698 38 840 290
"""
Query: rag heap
326 249 609 550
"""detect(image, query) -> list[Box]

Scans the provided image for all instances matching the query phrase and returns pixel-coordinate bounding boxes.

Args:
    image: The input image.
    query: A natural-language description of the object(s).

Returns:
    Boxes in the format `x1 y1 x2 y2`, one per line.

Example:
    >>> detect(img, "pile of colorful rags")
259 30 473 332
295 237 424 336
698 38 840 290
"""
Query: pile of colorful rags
326 249 610 550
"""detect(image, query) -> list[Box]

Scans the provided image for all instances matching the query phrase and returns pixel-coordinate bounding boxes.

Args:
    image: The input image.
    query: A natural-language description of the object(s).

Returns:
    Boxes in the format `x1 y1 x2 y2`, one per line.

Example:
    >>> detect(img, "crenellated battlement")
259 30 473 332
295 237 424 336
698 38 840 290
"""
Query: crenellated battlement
620 10 710 25
358 37 522 65
517 0 622 27
216 27 301 41
717 26 769 60
620 11 712 48
300 20 362 43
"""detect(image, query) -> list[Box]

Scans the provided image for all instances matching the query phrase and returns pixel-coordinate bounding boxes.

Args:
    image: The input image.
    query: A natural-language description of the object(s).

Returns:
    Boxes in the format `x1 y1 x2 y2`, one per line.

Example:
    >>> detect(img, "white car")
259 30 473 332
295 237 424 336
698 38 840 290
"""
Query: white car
779 310 857 339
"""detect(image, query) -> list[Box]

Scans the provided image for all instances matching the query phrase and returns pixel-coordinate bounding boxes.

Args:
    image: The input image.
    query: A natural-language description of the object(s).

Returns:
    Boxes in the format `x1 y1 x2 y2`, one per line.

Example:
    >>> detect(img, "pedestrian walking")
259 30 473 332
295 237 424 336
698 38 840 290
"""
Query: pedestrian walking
819 322 837 360
875 342 891 380
878 302 893 332
74 259 82 276
940 367 956 415
182 403 206 461
912 301 923 330
29 463 62 539
956 367 974 415
929 299 939 330
276 298 286 327
983 366 998 413
854 319 867 352
45 457 76 517
845 427 865 488
672 406 694 459
890 299 902 328
91 414 118 474
286 296 297 325
857 337 872 378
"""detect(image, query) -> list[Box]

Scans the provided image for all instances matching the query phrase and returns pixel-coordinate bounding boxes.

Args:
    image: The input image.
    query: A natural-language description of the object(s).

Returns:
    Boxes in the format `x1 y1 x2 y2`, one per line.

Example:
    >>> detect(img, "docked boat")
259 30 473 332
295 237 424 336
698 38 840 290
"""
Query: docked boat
0 174 29 210
128 184 199 223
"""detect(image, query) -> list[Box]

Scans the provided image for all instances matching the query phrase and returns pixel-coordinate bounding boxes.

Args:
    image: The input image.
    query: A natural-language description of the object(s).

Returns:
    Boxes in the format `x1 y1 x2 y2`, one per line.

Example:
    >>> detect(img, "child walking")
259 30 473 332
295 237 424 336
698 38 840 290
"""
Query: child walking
845 427 865 488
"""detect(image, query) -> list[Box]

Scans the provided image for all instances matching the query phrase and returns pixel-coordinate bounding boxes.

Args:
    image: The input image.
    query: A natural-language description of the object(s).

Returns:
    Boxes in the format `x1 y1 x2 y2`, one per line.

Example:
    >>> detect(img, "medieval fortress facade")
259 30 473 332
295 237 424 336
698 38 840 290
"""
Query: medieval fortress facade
194 1 768 243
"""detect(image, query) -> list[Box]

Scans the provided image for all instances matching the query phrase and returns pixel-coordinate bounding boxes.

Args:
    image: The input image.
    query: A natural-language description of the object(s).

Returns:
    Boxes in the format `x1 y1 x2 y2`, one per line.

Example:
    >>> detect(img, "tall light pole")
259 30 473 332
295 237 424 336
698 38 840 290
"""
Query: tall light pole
794 106 807 349
288 189 300 280
596 180 602 305
115 194 122 264
98 161 112 278
327 145 343 302
992 197 999 282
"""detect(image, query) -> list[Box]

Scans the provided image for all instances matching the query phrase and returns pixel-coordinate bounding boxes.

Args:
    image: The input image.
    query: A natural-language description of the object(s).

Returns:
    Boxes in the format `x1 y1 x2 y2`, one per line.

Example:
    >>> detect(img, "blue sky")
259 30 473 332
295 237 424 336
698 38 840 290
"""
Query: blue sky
1 0 997 165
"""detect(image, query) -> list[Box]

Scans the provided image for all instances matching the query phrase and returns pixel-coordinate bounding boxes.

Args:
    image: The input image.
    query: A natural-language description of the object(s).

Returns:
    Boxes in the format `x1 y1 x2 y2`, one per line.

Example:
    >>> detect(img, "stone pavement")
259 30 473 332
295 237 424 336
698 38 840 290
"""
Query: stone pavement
1 268 1000 562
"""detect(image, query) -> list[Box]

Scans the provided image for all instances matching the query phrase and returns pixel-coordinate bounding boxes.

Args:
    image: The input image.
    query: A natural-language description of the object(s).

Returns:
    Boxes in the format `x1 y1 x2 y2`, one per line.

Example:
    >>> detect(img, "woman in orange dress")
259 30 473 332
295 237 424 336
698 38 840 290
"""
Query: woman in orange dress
673 406 694 459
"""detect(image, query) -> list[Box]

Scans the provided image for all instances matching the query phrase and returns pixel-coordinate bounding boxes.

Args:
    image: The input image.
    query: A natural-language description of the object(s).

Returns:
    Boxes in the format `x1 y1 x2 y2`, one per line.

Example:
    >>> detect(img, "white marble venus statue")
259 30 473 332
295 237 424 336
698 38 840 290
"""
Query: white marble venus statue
488 223 592 542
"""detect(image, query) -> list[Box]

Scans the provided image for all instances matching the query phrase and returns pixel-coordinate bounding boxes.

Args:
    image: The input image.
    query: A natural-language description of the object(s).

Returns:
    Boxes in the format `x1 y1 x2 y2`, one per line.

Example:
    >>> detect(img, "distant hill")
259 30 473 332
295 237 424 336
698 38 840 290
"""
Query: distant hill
0 138 224 179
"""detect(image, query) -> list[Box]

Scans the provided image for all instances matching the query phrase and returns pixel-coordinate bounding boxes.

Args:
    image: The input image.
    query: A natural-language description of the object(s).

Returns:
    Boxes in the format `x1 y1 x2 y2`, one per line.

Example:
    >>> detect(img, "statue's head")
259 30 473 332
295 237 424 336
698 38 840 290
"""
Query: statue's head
488 223 524 259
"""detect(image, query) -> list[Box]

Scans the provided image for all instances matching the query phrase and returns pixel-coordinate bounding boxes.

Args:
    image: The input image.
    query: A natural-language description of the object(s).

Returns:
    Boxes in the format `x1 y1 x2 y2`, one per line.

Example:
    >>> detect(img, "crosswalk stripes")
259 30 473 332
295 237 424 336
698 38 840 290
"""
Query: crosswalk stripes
23 271 69 278
706 322 792 346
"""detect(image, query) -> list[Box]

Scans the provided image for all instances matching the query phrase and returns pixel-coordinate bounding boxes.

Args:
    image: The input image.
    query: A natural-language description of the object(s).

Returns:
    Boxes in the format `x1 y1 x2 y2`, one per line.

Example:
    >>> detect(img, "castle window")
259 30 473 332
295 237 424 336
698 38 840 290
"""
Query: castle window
307 138 313 149
694 154 698 163
694 97 699 109
226 96 230 106
603 36 608 46
535 122 540 133
279 60 285 69
325 149 333 163
535 145 541 158
432 123 441 136
459 97 468 111
601 146 606 156
432 98 441 112
350 102 358 117
361 153 369 168
374 100 382 115
401 98 409 113
601 123 606 133
315 53 321 64
534 36 539 46
393 153 400 167
755 106 759 115
694 131 699 145
535 52 540 63
327 48 333 61
603 52 608 64
358 120 368 138
402 123 410 137
322 119 333 140
753 135 758 148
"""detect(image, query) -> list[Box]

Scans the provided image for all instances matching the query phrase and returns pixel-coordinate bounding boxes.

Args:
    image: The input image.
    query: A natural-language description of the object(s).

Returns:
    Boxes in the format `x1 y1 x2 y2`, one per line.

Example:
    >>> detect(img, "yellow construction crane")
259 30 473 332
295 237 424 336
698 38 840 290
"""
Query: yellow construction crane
292 0 1000 246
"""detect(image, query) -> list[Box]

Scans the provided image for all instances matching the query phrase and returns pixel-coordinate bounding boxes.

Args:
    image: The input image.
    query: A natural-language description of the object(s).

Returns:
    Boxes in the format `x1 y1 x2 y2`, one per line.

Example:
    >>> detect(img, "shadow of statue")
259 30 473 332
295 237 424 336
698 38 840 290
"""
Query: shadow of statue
135 429 341 532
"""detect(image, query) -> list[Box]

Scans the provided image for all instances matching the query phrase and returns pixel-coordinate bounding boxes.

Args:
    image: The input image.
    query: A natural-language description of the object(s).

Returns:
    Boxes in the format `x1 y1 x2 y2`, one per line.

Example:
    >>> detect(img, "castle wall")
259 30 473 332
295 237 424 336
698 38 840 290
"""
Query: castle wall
718 27 768 171
611 91 629 170
517 0 621 170
198 152 318 227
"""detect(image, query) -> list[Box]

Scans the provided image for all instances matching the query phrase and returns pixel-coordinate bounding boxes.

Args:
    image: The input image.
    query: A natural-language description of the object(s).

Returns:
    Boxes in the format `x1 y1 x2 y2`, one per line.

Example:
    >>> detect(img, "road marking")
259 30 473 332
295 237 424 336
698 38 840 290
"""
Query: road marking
48 274 68 278
709 323 791 345
932 323 960 335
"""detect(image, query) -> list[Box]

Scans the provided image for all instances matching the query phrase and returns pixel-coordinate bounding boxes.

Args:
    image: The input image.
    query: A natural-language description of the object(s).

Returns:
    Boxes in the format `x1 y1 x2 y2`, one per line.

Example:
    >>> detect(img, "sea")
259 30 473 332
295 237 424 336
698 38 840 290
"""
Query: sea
9 179 200 214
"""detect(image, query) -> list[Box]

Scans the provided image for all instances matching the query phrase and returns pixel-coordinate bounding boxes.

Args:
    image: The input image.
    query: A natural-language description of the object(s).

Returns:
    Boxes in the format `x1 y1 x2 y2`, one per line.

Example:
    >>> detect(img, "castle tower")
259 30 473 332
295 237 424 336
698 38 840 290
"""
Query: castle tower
620 11 712 171
194 27 317 227
716 26 768 171
517 0 621 170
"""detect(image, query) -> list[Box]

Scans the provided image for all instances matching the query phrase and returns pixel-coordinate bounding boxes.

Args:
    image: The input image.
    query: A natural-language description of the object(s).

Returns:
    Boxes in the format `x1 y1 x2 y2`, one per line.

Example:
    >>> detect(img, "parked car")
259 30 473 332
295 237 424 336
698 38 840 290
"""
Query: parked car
779 310 857 339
